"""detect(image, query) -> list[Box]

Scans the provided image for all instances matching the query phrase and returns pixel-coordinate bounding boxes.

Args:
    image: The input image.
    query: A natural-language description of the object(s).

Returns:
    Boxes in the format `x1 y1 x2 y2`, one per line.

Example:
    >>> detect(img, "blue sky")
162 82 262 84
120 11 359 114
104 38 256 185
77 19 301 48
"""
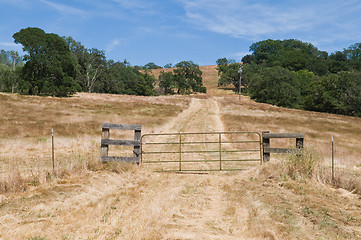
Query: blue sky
1 0 361 66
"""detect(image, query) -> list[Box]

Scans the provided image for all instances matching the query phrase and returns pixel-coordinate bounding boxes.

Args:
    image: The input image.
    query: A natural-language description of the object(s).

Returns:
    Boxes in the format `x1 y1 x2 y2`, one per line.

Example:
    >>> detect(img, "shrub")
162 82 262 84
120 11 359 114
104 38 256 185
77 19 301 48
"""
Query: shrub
281 150 321 181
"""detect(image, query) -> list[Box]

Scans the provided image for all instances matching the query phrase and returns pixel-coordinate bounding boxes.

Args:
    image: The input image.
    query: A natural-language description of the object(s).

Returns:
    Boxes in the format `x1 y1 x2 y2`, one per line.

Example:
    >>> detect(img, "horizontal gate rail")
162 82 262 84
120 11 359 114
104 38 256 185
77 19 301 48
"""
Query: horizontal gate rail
142 140 260 145
143 159 261 164
141 131 262 171
142 149 260 154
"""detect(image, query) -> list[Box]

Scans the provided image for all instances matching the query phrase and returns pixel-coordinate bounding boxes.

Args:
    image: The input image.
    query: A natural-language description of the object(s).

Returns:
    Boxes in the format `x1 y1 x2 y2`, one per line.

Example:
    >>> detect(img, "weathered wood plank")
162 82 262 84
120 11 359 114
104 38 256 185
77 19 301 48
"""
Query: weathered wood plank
133 129 141 160
101 156 138 162
101 128 110 156
101 139 140 146
263 147 300 154
262 131 270 162
102 123 141 130
263 133 304 139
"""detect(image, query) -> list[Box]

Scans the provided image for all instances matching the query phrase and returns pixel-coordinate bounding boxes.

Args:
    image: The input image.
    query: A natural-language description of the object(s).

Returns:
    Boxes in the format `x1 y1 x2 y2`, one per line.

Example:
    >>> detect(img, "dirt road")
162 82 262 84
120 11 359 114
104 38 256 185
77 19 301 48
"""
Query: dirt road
1 96 360 240
0 96 254 239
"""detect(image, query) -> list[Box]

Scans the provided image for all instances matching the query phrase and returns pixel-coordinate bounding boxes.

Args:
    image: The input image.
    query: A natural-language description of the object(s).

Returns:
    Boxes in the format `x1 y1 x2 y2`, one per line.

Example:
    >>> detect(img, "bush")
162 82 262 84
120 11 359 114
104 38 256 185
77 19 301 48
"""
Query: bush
281 150 321 181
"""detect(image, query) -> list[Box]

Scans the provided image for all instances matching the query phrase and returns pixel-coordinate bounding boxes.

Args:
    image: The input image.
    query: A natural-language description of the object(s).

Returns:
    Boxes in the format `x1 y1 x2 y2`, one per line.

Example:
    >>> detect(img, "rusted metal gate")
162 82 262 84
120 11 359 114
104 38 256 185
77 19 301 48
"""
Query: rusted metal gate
141 132 262 172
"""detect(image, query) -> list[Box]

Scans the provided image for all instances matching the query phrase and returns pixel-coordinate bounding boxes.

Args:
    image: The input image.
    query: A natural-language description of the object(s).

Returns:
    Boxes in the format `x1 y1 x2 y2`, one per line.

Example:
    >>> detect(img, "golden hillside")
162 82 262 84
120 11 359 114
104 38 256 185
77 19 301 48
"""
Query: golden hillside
0 66 360 239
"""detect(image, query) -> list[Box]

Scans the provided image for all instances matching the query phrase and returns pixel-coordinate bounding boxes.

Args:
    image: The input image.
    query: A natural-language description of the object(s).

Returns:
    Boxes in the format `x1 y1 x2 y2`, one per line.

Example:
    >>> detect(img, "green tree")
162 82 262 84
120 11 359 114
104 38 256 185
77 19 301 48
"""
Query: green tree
64 37 106 93
173 61 205 94
144 62 162 69
159 71 175 95
216 58 241 93
0 50 23 93
164 63 173 68
339 71 361 116
13 27 79 96
304 74 340 114
247 66 302 108
244 39 329 75
326 51 349 73
345 43 361 71
97 61 155 96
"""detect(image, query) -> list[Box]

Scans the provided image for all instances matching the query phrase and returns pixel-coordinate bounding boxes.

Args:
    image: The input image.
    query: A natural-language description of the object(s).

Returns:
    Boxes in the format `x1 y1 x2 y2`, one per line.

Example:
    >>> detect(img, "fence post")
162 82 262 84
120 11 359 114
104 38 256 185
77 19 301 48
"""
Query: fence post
296 137 304 150
101 127 110 157
134 129 141 164
262 131 270 162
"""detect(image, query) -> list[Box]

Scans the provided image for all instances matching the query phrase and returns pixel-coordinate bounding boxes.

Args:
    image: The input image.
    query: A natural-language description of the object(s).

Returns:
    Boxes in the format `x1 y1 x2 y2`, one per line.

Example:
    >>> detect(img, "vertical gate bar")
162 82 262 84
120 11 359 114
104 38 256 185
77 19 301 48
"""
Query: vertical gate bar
179 133 182 171
259 133 263 165
219 133 222 170
262 131 270 162
140 136 142 164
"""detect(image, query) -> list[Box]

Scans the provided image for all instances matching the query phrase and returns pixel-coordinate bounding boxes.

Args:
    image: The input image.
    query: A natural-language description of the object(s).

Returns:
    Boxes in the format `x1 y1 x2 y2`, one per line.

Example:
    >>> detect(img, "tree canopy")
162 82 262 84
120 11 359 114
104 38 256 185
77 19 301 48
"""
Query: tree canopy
13 27 79 96
216 58 241 93
1 27 205 97
238 39 361 117
159 61 206 95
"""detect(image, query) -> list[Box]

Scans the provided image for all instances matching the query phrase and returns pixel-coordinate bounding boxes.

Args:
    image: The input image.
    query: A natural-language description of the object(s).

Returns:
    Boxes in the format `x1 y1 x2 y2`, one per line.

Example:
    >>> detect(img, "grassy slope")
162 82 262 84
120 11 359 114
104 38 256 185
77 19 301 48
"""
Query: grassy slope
0 66 360 239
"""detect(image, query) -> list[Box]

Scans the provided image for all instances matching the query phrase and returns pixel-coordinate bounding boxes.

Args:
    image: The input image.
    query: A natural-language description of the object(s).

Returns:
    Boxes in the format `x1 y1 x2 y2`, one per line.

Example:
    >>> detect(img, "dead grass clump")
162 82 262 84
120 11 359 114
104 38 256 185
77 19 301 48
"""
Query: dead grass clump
0 168 28 193
333 170 361 194
98 162 139 174
281 150 321 181
0 167 41 194
318 165 361 195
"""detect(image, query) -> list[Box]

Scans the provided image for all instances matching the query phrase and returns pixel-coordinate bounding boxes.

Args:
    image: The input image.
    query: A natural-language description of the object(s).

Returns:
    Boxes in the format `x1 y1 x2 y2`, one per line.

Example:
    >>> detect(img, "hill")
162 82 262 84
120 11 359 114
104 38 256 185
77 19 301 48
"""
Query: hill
0 66 360 239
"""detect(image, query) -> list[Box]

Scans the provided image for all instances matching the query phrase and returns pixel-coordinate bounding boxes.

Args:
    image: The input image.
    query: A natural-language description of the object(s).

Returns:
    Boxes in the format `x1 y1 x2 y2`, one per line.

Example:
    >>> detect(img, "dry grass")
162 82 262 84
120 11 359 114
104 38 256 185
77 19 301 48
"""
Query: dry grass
0 92 190 138
219 95 361 167
0 92 190 194
221 153 361 239
1 66 361 239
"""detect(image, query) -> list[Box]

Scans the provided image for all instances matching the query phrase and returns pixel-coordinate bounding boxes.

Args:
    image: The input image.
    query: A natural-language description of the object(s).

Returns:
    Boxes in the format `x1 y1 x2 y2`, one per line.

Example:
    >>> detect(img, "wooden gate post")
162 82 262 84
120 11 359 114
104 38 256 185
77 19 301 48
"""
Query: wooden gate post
262 131 270 162
296 137 304 150
134 129 141 164
101 128 110 157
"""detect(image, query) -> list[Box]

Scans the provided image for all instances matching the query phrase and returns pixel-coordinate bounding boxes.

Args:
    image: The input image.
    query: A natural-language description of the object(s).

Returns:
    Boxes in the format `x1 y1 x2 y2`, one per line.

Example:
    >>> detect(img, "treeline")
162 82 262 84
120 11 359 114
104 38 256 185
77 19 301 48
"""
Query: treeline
0 27 205 97
218 39 361 117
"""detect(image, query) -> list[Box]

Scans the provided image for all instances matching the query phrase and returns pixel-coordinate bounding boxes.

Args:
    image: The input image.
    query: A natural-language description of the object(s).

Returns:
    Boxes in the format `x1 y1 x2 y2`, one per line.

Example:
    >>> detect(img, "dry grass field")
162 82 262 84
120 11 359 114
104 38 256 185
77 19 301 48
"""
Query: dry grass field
0 66 360 239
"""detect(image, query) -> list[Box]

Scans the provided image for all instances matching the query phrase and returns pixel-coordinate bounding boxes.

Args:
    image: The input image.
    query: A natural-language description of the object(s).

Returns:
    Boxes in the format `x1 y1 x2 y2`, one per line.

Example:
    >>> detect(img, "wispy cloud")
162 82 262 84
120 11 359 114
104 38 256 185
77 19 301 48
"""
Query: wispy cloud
106 39 124 53
178 0 361 44
0 42 19 48
110 0 152 10
39 0 87 17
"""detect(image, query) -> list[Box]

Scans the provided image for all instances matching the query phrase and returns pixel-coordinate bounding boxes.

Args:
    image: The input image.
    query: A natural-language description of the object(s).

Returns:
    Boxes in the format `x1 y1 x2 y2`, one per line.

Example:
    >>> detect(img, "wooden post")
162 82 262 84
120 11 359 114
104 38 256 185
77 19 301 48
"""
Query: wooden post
296 137 304 156
262 131 270 162
296 137 304 149
134 129 141 164
101 128 110 157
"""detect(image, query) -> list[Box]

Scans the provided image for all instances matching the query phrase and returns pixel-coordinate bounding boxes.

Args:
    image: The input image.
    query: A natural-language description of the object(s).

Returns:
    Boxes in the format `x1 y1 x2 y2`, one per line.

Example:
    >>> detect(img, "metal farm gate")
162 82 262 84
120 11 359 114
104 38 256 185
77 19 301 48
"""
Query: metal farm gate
141 132 262 172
